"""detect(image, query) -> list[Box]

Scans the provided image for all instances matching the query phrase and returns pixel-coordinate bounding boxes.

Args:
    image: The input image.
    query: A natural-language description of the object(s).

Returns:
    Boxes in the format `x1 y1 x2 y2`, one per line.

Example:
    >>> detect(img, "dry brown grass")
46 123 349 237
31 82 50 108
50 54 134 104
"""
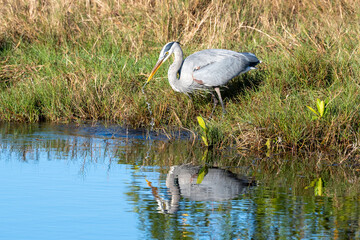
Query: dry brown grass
2 0 359 53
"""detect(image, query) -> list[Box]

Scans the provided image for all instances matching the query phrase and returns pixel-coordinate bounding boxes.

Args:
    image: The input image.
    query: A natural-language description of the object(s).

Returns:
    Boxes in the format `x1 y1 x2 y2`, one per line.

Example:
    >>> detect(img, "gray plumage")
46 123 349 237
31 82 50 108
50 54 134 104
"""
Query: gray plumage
146 41 260 115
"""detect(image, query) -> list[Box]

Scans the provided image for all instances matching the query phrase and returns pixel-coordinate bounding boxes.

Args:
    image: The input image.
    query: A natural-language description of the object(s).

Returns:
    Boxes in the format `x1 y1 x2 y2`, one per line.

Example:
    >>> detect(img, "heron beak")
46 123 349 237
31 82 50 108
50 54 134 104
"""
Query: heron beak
146 59 164 83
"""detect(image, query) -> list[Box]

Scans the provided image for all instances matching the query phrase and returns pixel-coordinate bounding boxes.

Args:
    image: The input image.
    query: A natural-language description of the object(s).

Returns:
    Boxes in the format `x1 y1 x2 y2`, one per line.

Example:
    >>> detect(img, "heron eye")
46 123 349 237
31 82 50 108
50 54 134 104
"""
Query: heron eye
166 51 169 55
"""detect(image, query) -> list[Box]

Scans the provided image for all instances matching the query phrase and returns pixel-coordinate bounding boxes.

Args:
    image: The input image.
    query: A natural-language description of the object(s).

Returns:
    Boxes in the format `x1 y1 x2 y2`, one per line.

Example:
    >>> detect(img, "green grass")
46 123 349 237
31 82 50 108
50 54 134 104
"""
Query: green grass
0 0 360 155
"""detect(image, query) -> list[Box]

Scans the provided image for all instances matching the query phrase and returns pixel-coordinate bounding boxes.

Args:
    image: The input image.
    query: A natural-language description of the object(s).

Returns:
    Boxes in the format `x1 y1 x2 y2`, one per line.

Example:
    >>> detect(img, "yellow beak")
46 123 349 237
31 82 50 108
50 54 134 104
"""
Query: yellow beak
146 59 164 83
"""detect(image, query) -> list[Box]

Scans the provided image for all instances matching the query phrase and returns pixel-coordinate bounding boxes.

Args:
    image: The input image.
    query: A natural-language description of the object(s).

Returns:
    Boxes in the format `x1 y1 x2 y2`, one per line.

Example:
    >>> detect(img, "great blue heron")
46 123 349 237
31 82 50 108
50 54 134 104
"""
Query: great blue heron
145 41 261 115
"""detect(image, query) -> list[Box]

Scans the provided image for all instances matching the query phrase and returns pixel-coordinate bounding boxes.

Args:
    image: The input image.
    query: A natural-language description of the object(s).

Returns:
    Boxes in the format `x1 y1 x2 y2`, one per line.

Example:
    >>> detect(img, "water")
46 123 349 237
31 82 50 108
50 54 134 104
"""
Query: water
0 123 359 240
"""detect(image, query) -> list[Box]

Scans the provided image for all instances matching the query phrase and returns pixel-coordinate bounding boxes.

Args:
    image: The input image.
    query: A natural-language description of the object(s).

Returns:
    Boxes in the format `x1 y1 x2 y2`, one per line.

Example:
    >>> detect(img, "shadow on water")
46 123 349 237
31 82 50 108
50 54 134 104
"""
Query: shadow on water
1 122 360 239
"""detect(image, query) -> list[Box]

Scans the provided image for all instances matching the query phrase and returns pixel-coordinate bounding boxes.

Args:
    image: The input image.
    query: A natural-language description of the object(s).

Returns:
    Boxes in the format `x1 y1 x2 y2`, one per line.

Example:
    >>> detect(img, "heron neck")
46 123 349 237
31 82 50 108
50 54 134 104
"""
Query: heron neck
168 46 184 92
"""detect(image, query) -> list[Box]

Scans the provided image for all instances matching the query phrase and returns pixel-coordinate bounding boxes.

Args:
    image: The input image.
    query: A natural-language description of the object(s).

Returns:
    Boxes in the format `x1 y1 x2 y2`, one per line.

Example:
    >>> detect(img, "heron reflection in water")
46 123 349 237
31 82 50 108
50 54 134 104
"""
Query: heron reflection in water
146 165 255 214
145 42 261 115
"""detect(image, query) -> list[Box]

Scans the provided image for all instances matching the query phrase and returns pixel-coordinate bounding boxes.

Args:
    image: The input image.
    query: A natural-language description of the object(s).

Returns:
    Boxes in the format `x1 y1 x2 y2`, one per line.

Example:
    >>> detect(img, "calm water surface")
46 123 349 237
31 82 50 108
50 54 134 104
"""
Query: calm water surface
0 123 359 240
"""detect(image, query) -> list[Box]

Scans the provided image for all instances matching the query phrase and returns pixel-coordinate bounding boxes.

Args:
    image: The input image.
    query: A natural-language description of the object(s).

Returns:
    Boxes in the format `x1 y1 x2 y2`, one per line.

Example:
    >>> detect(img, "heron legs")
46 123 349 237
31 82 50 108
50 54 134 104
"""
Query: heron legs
214 87 226 115
209 92 219 119
209 87 226 118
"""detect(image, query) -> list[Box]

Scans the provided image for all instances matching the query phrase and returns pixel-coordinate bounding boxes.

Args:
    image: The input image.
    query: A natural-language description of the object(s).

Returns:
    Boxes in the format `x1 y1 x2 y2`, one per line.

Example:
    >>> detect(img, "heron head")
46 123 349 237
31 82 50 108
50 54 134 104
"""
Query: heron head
146 42 179 84
159 41 178 62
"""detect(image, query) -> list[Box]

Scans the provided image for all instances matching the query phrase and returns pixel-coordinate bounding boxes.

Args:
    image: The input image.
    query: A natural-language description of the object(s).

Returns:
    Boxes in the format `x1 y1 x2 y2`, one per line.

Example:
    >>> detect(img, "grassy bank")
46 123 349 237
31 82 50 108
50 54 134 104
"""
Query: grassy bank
0 0 359 155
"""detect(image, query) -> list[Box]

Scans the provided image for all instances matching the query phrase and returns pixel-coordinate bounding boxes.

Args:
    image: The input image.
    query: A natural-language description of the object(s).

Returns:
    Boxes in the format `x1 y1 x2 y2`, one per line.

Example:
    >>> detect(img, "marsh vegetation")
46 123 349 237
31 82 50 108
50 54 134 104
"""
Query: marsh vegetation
1 0 359 155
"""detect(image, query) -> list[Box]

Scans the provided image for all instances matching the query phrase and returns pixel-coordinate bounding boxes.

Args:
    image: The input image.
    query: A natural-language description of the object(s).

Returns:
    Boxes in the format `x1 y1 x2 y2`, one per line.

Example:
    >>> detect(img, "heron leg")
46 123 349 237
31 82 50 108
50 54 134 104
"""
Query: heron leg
209 92 218 119
214 87 226 116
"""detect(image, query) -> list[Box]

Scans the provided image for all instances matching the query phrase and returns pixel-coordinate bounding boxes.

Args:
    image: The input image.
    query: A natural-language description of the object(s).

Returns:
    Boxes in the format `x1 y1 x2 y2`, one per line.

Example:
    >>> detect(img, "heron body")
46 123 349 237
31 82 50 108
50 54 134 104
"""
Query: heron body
146 41 260 115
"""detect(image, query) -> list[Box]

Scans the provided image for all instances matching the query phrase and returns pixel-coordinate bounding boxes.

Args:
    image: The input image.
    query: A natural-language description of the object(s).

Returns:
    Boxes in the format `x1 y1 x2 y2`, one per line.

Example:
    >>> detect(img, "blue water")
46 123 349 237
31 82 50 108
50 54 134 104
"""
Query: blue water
1 160 138 240
0 149 143 239
0 124 154 239
0 123 359 240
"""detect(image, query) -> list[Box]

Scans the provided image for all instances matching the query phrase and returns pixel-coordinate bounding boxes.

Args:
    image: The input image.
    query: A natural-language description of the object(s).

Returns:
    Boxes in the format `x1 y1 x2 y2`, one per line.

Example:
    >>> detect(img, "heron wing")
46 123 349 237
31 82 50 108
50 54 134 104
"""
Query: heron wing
184 49 259 87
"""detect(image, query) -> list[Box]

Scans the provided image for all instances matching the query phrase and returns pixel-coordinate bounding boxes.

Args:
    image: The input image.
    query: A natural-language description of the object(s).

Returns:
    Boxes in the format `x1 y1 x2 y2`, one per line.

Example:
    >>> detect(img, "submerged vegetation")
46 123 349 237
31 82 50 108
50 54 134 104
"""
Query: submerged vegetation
0 0 359 155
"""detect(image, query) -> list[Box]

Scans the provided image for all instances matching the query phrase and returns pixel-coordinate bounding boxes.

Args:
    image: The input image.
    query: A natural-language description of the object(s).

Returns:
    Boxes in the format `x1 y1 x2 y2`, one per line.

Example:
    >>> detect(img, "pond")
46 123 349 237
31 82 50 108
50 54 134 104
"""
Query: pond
0 123 359 239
